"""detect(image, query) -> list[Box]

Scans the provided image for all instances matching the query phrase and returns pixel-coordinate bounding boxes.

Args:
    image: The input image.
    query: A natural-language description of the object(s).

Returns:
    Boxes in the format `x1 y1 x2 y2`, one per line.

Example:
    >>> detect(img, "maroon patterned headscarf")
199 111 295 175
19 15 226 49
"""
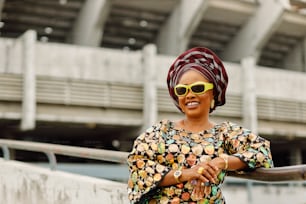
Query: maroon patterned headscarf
167 47 228 113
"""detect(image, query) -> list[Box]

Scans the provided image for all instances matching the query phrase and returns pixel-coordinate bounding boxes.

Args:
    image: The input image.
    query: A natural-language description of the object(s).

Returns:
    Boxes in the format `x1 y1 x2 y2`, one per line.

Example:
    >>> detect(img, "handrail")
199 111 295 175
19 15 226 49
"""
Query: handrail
0 139 305 182
228 165 306 182
0 139 127 170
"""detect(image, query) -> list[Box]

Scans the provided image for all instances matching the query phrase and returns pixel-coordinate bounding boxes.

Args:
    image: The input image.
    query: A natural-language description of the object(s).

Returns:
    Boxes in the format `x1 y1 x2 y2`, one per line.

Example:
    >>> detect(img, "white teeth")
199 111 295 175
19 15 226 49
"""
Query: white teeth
186 102 199 106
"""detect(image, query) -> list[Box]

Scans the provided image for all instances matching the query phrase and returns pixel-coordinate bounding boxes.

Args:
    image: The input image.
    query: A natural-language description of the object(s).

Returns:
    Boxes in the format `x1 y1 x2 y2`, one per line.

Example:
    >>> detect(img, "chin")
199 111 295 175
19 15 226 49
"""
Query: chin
185 110 202 117
185 109 209 117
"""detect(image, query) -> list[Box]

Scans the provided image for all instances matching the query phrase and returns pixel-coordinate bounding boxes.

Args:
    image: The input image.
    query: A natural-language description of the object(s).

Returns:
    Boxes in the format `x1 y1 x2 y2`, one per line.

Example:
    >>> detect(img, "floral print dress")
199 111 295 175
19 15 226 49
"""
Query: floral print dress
127 119 273 204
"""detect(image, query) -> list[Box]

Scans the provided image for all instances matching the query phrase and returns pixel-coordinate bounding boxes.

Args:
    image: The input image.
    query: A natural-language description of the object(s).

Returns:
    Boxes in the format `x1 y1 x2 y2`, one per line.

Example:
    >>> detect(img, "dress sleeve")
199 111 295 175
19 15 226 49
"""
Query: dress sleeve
127 122 171 204
224 122 274 170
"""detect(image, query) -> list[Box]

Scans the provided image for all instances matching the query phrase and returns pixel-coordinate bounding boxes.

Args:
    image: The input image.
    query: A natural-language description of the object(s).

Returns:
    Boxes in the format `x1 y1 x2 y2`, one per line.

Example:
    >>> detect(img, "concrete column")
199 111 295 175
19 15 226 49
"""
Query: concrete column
284 36 306 72
303 37 306 72
142 44 157 130
156 0 208 55
0 0 5 19
20 30 37 131
290 147 302 165
222 0 285 62
241 57 258 134
69 0 111 46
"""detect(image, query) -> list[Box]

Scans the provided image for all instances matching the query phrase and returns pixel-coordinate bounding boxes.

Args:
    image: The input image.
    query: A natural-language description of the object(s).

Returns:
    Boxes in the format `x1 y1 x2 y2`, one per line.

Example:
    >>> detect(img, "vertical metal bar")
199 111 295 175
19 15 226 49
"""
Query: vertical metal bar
44 152 57 171
247 180 253 204
1 145 10 160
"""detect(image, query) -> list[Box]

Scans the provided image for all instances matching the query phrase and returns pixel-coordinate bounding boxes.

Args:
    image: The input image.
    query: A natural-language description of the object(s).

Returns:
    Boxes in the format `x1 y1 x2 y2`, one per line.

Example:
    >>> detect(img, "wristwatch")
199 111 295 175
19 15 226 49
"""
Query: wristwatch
173 170 182 183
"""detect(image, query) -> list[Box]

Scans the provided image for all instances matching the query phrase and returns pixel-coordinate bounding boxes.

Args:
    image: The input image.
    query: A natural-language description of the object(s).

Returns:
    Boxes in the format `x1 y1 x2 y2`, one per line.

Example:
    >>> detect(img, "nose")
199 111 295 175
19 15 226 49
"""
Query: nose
185 88 195 98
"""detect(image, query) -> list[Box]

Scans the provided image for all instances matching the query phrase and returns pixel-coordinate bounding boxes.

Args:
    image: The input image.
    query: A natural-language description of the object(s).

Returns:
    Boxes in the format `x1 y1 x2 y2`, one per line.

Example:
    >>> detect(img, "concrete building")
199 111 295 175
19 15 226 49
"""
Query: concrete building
0 0 305 174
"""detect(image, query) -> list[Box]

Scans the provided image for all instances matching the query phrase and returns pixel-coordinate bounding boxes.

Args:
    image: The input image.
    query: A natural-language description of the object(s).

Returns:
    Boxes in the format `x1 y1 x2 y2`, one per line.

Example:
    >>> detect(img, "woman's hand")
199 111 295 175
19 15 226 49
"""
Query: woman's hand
186 160 223 200
180 161 220 184
196 161 221 183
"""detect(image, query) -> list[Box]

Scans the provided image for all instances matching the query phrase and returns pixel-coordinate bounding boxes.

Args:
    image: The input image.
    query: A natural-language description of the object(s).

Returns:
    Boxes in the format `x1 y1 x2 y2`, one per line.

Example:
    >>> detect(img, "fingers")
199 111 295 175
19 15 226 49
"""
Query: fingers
196 164 218 183
197 167 204 174
191 180 205 201
207 162 219 172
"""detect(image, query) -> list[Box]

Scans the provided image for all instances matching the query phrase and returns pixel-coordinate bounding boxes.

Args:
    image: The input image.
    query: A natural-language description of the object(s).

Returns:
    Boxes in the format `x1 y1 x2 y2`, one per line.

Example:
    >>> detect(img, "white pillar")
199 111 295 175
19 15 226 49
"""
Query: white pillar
242 56 258 204
156 0 208 55
303 37 306 72
20 30 36 131
222 0 285 62
69 0 111 46
284 40 304 71
290 147 302 165
241 57 258 134
0 0 5 18
142 44 157 130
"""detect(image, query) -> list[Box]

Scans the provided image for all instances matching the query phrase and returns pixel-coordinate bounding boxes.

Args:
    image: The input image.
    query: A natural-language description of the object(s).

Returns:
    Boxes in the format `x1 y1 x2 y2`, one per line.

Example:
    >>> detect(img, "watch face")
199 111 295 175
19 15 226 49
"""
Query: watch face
174 170 182 178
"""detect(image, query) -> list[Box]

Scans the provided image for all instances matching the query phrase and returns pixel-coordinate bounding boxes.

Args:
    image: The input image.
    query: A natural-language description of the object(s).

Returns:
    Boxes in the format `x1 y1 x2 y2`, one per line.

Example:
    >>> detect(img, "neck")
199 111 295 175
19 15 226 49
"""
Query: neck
182 117 214 132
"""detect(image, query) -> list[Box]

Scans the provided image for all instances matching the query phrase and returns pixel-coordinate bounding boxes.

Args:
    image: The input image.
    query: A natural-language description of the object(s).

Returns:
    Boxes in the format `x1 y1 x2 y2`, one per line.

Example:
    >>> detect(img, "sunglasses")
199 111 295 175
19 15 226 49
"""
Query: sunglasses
174 81 214 97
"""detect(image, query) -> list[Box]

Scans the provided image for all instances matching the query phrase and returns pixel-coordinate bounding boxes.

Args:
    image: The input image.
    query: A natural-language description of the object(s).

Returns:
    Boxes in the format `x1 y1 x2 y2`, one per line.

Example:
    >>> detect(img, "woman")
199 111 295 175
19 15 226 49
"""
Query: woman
127 47 273 204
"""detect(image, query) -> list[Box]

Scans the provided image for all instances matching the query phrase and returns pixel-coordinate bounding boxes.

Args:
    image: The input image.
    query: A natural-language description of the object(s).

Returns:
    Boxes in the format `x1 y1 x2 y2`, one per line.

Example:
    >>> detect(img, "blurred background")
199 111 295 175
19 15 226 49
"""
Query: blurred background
0 0 306 203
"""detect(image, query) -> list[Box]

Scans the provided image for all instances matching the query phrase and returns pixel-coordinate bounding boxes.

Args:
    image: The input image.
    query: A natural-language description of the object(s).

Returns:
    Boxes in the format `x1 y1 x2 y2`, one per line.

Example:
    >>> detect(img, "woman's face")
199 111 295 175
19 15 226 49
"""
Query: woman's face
177 70 214 118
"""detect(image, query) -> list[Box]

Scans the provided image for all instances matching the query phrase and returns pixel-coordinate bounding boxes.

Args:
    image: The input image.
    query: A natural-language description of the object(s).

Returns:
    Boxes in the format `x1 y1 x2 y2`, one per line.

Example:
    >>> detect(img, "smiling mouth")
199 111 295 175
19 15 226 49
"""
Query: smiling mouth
186 101 200 107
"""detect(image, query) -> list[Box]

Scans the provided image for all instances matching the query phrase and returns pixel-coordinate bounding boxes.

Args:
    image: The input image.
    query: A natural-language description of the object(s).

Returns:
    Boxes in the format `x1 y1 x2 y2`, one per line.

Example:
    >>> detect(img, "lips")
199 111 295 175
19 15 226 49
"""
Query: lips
185 101 200 107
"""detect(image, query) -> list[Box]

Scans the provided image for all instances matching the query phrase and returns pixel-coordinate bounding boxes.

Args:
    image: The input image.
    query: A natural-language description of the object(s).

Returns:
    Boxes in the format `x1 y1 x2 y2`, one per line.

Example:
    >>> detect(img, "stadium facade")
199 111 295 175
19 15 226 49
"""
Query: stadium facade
0 0 305 170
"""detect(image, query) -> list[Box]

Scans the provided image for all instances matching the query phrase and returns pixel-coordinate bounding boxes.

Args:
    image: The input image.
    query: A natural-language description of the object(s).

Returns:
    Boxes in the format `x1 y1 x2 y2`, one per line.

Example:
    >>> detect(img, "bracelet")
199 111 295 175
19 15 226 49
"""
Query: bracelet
219 154 229 170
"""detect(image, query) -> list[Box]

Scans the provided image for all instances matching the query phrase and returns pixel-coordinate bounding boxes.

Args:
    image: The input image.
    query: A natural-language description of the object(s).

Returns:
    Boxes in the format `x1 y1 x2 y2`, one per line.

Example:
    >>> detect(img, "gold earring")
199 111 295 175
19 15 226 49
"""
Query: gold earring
210 99 215 109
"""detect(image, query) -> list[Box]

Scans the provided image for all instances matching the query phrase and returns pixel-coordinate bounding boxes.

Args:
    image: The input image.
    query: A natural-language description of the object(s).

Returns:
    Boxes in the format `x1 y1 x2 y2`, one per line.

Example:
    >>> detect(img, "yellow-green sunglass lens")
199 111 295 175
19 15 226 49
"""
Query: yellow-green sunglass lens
174 82 213 96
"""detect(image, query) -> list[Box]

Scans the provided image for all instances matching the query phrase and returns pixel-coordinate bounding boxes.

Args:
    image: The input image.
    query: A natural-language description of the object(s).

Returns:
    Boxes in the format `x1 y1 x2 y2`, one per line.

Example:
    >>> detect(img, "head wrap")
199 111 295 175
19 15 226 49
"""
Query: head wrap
167 47 228 112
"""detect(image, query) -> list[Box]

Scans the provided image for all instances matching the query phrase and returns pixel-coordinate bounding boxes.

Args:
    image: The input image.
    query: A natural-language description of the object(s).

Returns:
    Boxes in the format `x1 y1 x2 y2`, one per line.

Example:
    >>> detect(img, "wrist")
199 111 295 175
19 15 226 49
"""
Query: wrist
173 169 183 183
219 154 229 170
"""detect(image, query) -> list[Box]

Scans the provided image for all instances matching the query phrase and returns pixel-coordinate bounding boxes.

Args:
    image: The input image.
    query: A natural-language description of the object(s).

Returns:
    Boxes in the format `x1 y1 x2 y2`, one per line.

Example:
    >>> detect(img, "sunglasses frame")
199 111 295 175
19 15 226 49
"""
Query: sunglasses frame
174 81 214 97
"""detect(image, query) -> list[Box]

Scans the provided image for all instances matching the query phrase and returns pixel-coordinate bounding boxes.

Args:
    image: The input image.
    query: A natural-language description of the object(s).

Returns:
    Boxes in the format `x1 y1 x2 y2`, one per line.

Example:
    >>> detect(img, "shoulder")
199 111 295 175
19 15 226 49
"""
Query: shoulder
217 121 240 130
218 121 252 135
138 119 174 140
144 119 173 132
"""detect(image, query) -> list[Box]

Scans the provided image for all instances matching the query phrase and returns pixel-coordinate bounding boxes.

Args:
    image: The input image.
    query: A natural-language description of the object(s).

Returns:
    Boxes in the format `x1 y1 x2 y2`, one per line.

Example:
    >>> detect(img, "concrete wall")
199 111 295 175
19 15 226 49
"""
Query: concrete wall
1 158 305 204
0 159 129 204
1 37 306 102
1 36 306 138
222 181 306 204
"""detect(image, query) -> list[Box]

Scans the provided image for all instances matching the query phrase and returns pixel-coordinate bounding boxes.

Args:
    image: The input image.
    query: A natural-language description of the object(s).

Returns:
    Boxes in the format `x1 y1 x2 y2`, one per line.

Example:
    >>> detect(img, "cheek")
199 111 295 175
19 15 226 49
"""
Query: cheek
200 95 212 108
178 97 185 110
204 91 214 102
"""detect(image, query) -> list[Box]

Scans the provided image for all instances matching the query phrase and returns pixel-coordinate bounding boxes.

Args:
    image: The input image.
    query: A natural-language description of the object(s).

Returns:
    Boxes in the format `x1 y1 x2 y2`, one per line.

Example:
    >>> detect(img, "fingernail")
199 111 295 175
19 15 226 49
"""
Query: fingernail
191 179 197 185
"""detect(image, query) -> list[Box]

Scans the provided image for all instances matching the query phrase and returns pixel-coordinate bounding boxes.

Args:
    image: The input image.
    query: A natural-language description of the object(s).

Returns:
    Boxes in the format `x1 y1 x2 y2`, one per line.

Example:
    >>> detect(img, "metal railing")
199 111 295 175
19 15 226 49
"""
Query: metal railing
0 139 127 170
0 139 305 182
290 0 306 8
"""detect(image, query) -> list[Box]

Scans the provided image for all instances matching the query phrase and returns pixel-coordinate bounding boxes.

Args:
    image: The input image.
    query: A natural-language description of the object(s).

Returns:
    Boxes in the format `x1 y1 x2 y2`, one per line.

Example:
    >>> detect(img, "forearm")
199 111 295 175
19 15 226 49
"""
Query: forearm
227 155 247 170
158 170 179 187
158 155 247 187
158 163 220 187
212 154 247 171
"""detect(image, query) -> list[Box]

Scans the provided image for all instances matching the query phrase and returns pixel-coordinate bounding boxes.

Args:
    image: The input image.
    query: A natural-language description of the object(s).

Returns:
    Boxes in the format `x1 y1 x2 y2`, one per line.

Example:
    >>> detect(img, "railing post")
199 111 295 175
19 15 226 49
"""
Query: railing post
0 145 10 160
142 44 157 130
247 181 253 204
44 151 57 170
